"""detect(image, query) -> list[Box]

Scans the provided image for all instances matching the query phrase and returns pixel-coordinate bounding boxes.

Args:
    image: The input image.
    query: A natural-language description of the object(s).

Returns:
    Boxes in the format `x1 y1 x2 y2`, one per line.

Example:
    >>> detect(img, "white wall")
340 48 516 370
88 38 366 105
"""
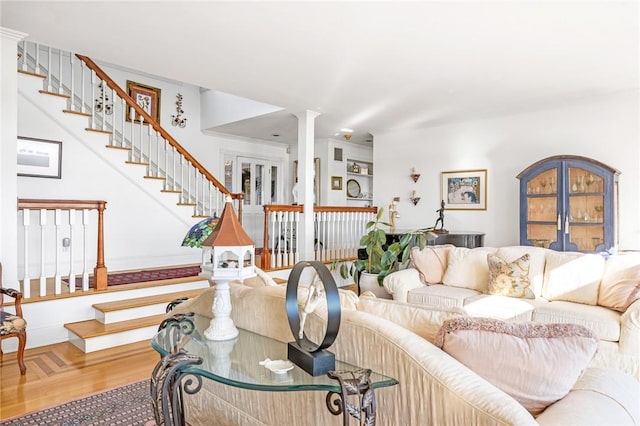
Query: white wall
373 91 640 250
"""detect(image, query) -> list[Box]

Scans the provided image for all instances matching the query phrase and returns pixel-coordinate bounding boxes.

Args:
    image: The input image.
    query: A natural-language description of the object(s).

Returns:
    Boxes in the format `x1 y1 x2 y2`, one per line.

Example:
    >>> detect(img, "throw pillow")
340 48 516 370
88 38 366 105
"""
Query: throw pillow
435 317 598 416
409 245 452 284
598 262 640 313
486 253 534 299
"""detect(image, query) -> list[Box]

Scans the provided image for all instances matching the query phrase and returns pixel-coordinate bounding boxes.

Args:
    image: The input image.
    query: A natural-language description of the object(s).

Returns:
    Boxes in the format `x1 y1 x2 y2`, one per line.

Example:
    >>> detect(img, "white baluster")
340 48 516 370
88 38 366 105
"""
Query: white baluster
58 48 63 94
35 42 41 74
121 98 126 147
46 46 52 92
19 40 27 71
90 71 97 128
80 60 86 113
270 212 277 269
54 209 62 294
82 209 89 291
22 209 31 298
69 54 75 110
39 209 47 297
276 211 283 268
294 211 300 264
129 107 135 160
68 209 76 293
155 130 160 177
101 79 106 131
139 115 145 162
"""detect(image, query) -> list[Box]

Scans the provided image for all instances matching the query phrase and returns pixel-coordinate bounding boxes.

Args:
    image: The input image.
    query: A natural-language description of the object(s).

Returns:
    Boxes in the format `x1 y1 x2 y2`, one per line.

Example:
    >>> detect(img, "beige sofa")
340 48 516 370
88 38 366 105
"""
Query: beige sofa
168 282 640 425
383 245 640 379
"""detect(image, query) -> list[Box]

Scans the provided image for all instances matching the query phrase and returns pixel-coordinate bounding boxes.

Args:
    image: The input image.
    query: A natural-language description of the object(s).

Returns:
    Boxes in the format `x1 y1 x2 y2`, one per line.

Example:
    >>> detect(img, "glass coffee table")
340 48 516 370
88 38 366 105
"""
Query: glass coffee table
150 313 398 426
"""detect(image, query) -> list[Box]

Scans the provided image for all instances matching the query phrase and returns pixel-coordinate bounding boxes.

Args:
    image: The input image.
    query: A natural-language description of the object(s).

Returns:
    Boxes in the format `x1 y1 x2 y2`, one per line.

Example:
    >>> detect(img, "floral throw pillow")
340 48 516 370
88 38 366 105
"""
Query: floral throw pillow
486 253 534 299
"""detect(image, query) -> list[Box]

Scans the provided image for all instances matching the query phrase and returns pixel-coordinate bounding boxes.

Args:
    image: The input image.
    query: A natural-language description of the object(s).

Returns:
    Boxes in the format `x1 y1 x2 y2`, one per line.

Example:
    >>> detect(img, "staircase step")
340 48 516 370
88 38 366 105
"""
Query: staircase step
18 69 46 79
65 314 166 353
63 109 92 117
92 288 206 323
85 127 112 134
39 90 70 99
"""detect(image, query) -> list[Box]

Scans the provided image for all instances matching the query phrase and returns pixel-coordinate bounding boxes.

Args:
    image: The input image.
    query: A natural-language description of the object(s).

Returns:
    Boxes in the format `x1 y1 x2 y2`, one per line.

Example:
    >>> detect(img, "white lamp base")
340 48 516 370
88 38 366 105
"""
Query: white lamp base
204 279 239 341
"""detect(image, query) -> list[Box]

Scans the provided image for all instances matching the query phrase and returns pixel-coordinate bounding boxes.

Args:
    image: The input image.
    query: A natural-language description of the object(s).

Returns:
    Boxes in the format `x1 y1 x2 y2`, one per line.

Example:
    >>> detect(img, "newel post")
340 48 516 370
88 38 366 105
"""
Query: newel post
93 201 108 290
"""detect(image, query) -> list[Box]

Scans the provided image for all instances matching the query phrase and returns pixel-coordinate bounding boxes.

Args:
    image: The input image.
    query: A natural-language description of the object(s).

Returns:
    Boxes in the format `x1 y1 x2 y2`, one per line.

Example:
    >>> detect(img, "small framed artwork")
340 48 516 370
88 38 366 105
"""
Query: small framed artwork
126 80 161 124
331 176 343 190
441 169 487 210
17 136 62 179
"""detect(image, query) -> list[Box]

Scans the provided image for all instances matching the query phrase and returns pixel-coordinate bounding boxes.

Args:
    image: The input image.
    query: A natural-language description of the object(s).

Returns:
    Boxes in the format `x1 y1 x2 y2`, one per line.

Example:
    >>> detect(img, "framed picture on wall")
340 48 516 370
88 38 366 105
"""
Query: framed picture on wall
441 169 487 210
126 80 161 124
331 176 343 190
17 136 62 179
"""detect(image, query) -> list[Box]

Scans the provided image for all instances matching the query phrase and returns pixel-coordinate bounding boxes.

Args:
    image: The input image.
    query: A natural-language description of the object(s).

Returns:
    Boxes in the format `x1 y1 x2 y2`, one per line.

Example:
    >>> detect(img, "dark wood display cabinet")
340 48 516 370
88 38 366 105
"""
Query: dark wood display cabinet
517 155 619 253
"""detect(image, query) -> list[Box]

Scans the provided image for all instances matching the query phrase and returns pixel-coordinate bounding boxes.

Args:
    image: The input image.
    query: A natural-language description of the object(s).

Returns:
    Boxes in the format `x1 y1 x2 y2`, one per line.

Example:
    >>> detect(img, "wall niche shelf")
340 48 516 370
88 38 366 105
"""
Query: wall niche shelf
346 159 373 206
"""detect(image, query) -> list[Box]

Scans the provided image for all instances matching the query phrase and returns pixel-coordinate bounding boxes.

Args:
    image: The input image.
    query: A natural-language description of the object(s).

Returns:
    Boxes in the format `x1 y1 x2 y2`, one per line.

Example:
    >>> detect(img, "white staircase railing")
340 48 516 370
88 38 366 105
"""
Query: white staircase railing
17 41 239 220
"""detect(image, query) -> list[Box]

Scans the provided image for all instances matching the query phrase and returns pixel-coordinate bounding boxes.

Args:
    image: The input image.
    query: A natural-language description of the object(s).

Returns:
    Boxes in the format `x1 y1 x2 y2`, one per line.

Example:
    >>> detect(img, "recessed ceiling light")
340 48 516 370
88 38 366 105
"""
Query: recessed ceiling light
340 128 354 133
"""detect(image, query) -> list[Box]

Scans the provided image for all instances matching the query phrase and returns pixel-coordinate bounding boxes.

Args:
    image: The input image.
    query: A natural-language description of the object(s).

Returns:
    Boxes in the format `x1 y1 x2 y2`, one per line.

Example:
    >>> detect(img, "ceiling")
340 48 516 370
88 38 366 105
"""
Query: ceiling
2 1 638 146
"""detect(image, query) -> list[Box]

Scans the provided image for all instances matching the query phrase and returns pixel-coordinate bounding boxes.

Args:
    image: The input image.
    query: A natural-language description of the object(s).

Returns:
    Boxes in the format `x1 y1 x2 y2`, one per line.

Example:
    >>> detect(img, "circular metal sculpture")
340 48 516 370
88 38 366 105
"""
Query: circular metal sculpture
285 261 341 375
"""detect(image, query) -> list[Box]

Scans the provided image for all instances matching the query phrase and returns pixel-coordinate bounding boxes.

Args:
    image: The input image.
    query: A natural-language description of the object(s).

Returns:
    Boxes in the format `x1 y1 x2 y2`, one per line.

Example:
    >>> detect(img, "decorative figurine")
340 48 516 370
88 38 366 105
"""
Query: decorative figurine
433 200 448 233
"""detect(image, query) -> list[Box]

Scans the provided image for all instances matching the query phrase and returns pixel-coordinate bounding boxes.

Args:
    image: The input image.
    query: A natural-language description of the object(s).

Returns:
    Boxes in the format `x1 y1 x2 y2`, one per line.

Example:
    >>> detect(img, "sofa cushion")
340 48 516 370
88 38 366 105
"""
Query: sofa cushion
434 317 598 416
495 246 548 297
598 253 640 313
542 251 604 305
407 285 480 308
462 294 535 322
533 301 621 342
409 245 453 284
486 253 534 299
442 247 497 292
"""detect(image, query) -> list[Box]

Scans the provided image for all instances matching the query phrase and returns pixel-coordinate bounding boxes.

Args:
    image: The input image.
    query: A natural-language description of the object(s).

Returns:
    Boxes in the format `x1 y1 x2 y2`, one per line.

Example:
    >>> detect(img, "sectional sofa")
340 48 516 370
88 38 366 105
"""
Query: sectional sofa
382 245 640 379
167 279 640 425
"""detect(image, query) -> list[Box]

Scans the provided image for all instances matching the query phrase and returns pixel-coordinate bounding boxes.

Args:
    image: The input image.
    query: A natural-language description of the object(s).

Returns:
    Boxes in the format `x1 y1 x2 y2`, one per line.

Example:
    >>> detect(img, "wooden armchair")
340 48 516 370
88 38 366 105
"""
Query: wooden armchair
1 264 27 374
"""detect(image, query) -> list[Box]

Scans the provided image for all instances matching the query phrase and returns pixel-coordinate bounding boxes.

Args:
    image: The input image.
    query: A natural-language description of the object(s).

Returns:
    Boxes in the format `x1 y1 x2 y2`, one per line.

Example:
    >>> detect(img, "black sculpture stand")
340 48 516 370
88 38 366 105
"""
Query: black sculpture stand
288 341 335 376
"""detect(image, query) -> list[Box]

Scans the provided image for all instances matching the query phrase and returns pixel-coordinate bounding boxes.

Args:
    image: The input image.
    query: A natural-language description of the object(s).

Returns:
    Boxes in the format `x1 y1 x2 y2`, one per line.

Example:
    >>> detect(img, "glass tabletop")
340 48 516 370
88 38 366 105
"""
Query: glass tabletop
152 314 398 393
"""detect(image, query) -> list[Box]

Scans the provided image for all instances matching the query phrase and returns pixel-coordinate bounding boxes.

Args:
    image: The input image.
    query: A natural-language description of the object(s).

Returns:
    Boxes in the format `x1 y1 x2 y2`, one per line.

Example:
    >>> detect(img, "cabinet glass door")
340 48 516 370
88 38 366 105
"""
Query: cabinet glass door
524 168 559 249
567 167 605 252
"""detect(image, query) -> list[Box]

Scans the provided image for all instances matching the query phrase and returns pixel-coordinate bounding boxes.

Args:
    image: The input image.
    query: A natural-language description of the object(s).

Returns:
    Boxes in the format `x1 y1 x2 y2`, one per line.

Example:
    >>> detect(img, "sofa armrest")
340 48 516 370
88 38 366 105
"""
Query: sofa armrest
619 298 640 355
382 267 424 302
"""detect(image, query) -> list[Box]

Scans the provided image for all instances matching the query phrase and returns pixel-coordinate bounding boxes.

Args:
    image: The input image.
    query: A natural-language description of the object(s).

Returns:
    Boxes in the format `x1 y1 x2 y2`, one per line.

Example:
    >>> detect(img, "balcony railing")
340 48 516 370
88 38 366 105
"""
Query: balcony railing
261 205 377 271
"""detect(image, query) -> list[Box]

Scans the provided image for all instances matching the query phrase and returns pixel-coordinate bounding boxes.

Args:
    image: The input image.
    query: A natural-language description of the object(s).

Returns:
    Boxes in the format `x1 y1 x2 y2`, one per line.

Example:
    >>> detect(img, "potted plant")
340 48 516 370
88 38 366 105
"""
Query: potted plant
351 208 435 298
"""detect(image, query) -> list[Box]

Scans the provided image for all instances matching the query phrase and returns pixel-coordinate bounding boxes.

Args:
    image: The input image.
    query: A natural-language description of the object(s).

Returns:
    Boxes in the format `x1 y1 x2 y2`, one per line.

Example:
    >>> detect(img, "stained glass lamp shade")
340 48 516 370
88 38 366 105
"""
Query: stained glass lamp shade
182 215 219 248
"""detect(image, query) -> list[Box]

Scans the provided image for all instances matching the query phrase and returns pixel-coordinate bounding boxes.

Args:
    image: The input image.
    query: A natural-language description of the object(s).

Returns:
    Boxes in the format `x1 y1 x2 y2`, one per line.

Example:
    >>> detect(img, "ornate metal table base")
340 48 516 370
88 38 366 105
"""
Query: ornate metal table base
327 369 377 426
151 315 383 426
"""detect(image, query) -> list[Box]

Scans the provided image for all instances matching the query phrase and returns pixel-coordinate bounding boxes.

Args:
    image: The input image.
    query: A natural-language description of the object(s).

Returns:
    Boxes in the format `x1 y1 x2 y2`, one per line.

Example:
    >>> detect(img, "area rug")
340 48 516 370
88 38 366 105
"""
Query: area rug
0 380 156 426
65 265 201 288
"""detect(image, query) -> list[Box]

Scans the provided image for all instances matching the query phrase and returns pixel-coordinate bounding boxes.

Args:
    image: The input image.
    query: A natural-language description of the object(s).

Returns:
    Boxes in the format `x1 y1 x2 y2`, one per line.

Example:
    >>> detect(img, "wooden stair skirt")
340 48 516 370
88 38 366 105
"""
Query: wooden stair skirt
64 288 206 353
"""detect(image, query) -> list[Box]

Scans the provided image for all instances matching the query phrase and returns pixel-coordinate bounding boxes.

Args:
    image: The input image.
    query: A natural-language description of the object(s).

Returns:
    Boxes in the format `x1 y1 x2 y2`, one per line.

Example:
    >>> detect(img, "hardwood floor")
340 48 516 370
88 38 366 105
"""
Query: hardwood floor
0 340 159 420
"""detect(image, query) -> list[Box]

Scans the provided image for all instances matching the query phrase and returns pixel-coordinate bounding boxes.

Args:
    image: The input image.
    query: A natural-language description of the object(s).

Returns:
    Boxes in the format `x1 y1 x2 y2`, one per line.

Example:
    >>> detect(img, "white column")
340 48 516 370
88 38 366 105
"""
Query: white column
294 110 320 261
0 28 28 290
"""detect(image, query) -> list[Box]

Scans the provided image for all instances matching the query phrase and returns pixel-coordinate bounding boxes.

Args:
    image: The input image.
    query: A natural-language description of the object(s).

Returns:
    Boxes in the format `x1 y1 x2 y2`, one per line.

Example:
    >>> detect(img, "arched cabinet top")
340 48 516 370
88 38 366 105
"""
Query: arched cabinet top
516 155 620 180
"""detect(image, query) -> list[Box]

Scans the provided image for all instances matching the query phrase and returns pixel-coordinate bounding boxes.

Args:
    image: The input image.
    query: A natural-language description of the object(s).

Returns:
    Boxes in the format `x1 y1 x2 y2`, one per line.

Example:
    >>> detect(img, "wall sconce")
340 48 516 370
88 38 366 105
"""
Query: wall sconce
94 82 113 115
410 167 421 183
410 190 421 206
171 93 188 128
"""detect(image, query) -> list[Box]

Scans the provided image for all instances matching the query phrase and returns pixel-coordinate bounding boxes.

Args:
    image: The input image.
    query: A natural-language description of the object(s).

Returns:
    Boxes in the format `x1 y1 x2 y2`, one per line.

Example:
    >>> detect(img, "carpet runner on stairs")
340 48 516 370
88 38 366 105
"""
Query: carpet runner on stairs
64 265 201 288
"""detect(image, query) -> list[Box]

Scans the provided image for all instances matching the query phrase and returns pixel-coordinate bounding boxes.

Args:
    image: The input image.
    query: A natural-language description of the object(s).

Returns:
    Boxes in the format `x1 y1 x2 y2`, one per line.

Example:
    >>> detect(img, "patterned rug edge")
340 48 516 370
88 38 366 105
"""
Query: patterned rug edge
0 379 155 425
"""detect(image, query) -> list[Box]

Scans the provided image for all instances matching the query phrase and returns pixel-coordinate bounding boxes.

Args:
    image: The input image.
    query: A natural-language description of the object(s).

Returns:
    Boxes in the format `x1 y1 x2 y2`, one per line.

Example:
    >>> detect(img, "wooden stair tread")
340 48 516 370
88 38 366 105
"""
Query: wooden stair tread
63 109 92 117
64 314 165 339
92 288 206 313
85 127 112 134
39 90 70 99
18 69 46 79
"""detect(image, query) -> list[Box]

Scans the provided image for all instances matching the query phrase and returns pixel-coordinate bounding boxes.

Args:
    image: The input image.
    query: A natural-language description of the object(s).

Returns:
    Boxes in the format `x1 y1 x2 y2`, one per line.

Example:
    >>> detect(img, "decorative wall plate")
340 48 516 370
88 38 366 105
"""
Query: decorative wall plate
346 179 361 198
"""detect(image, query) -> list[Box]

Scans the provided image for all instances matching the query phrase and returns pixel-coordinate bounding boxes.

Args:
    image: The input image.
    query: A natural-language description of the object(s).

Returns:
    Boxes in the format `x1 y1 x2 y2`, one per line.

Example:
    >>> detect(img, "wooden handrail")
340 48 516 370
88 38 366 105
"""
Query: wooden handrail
17 199 108 291
76 54 235 199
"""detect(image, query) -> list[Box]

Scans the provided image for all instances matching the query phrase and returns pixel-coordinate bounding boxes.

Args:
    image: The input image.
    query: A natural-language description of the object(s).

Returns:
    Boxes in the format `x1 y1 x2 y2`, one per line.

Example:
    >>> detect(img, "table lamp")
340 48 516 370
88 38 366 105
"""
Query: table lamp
200 197 256 340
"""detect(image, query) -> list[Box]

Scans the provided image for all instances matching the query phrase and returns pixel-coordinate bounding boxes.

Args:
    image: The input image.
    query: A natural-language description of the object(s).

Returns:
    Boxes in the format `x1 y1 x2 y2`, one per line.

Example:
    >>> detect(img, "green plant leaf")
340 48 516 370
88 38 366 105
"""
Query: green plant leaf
376 208 384 221
399 233 412 246
339 263 349 279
